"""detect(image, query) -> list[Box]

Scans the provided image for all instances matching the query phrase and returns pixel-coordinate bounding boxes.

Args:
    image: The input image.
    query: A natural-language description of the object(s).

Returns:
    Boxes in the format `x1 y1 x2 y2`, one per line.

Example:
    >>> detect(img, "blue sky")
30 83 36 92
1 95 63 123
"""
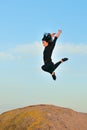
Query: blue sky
0 0 87 113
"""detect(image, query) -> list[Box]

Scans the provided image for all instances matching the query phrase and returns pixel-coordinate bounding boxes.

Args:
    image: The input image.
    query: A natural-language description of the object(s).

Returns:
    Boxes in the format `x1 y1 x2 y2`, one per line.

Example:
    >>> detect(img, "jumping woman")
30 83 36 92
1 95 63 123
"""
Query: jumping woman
41 30 68 80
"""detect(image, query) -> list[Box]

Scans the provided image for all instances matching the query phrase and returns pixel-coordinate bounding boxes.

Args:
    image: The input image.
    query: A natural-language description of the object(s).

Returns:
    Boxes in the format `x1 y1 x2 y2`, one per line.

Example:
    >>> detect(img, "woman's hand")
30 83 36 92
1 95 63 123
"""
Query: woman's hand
55 30 62 38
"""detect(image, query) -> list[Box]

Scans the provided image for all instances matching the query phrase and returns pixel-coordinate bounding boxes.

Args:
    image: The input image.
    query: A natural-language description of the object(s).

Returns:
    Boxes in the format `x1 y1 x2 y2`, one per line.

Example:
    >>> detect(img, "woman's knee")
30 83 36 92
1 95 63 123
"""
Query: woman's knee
41 65 45 71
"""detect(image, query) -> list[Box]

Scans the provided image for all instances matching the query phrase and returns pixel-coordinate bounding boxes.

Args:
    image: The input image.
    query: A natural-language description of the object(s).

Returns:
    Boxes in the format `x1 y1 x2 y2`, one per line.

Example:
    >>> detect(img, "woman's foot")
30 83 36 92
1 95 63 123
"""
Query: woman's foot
61 58 68 63
51 72 56 80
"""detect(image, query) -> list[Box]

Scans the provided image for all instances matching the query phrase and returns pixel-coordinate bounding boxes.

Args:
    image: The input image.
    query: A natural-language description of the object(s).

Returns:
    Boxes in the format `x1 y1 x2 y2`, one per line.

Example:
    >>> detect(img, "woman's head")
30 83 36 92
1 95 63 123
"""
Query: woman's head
42 33 52 43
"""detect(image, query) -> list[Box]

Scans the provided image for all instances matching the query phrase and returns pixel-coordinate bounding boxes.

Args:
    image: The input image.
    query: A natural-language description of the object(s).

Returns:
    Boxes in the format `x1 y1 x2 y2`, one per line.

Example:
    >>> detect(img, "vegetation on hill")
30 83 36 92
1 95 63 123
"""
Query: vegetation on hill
0 104 87 130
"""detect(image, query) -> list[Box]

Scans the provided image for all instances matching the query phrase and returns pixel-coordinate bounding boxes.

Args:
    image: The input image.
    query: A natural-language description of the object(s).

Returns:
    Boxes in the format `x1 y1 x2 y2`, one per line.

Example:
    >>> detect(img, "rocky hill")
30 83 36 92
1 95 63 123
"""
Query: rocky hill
0 104 87 130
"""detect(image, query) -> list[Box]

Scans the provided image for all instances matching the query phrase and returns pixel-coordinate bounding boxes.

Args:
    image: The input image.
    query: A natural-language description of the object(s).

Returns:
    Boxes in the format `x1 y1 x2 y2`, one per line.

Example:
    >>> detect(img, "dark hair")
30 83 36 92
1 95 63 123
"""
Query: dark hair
42 33 52 42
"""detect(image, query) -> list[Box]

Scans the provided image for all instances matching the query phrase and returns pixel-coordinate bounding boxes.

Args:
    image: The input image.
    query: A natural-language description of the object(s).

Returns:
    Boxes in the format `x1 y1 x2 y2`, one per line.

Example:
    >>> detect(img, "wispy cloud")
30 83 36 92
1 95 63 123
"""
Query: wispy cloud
0 42 87 61
12 42 42 55
0 42 42 61
56 43 87 55
0 52 15 60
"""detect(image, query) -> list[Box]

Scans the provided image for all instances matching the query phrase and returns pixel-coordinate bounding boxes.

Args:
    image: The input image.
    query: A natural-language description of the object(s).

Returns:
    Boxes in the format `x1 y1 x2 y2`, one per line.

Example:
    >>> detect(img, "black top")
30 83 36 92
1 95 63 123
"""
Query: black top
43 37 57 64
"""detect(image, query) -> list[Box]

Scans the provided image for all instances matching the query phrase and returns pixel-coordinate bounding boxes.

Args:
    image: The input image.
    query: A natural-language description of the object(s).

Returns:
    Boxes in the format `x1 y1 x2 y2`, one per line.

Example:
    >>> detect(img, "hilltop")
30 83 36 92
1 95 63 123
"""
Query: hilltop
0 104 87 130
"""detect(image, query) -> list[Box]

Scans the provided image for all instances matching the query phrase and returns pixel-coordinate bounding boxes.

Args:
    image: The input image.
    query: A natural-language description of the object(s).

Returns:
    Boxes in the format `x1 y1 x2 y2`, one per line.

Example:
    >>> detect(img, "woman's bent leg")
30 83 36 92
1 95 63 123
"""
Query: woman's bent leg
41 62 54 74
53 61 61 71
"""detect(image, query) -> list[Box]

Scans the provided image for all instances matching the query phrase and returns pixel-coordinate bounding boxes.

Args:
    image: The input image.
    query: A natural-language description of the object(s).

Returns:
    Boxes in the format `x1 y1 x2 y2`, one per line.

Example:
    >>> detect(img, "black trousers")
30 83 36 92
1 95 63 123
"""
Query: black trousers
41 61 61 74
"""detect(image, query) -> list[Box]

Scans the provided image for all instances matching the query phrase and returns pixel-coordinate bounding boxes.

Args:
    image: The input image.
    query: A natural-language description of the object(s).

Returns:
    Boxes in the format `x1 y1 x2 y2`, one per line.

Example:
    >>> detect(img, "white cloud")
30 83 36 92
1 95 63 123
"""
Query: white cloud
0 42 42 61
0 52 15 60
0 42 87 61
56 43 87 55
12 42 42 55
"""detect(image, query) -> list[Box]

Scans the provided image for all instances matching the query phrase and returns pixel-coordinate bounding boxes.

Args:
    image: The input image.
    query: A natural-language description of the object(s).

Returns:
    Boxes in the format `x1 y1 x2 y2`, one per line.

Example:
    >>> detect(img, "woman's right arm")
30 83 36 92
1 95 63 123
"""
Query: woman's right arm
55 30 62 38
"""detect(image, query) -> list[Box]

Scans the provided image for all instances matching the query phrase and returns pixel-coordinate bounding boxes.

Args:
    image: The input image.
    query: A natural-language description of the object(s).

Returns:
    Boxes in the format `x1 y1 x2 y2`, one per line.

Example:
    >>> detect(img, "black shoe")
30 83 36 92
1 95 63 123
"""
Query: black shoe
52 73 56 80
62 58 68 62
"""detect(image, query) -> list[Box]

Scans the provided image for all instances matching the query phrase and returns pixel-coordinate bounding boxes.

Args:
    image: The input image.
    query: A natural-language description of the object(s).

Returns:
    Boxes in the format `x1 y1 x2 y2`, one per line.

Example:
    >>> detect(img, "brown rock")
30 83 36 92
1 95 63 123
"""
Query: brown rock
0 104 87 130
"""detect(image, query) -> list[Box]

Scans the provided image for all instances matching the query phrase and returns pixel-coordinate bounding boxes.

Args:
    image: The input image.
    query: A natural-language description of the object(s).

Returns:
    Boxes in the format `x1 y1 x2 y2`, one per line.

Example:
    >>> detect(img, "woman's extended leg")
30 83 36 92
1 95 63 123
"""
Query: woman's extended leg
51 58 68 80
53 58 68 71
41 58 68 80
